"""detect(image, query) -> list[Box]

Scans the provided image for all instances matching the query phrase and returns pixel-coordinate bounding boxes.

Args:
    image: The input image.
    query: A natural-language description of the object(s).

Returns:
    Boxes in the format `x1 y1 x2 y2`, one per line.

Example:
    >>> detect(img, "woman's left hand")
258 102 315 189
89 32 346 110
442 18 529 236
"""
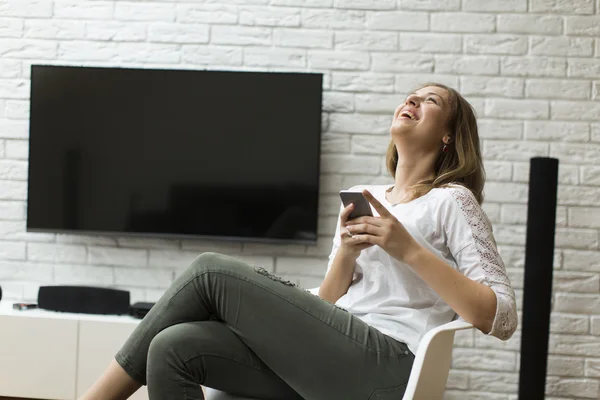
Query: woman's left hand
345 189 423 264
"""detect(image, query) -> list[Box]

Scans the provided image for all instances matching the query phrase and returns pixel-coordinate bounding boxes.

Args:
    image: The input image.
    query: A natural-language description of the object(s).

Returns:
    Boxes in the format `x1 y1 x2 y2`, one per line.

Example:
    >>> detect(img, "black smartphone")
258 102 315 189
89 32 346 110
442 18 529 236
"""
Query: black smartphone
339 190 373 220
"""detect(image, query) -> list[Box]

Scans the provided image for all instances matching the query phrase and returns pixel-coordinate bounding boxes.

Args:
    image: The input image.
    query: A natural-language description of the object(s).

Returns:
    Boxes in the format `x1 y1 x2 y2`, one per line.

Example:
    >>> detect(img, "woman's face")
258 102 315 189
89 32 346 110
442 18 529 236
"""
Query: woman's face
390 86 450 151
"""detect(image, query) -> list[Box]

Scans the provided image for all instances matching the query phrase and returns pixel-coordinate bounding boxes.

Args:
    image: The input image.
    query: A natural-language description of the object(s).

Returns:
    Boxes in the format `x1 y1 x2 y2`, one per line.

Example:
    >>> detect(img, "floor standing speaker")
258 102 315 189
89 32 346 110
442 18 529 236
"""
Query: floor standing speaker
518 157 559 399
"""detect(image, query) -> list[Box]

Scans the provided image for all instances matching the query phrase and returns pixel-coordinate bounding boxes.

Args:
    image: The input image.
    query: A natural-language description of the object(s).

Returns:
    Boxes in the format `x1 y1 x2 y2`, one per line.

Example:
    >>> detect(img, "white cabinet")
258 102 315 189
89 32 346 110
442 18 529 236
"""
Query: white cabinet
0 301 149 400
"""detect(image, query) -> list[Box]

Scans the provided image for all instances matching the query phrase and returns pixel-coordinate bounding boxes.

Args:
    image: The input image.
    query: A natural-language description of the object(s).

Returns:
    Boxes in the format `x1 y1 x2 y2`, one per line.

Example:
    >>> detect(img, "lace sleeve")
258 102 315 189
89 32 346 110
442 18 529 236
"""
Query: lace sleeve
444 186 518 340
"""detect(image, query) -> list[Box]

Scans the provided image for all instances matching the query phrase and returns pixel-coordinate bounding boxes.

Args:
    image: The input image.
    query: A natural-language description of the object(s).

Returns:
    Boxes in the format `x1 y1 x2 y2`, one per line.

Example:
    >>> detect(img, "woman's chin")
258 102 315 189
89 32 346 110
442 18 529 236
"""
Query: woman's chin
389 122 414 136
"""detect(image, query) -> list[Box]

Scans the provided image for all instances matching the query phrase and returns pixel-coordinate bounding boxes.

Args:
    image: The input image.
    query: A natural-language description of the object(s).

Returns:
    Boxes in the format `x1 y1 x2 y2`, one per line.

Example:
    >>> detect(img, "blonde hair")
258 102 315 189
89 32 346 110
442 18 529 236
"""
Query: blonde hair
385 82 485 204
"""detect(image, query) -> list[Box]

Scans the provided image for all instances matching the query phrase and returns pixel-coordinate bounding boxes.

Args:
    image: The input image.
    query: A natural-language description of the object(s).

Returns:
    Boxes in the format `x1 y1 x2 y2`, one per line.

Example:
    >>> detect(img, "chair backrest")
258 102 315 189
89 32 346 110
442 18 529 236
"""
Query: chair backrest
402 320 474 400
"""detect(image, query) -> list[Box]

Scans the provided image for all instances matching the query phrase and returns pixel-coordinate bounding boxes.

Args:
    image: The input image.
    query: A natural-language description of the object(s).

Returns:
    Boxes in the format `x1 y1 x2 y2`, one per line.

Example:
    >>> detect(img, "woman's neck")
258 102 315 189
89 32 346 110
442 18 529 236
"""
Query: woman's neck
388 160 435 204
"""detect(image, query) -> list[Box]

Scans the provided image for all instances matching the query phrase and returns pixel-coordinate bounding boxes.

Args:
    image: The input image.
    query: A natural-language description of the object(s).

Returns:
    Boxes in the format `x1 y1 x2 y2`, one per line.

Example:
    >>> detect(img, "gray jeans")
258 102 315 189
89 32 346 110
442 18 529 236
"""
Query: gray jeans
115 252 414 400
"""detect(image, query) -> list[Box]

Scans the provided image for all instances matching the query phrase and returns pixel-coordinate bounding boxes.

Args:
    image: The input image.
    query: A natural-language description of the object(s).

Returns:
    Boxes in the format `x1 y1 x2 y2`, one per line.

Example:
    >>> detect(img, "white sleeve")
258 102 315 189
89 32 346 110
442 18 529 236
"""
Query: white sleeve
442 186 518 340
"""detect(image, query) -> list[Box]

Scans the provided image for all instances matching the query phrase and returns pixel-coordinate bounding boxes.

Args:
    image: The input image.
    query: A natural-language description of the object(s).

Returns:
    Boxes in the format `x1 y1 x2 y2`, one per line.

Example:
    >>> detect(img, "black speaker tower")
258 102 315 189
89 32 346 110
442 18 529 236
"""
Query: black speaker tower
518 157 559 399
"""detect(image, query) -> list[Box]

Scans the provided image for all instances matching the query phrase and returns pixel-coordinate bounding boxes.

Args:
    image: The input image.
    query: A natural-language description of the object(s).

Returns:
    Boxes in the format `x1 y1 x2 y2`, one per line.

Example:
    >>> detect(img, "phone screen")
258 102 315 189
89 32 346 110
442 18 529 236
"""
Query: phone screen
339 191 373 220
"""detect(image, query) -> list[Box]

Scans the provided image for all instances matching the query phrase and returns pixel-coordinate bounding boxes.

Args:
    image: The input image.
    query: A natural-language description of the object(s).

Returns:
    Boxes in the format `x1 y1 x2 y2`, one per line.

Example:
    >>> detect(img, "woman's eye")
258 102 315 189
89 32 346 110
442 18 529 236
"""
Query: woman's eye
427 97 438 104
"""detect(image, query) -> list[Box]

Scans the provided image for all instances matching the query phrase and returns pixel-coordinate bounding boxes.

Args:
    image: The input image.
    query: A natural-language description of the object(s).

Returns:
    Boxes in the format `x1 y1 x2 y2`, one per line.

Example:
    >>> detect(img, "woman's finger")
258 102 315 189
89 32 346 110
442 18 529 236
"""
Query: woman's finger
339 203 354 225
345 216 384 227
346 223 381 236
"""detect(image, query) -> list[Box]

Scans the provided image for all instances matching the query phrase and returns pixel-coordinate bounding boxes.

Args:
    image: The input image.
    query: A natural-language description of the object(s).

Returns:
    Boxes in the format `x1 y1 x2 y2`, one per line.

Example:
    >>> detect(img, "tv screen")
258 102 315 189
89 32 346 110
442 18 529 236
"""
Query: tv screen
27 65 323 244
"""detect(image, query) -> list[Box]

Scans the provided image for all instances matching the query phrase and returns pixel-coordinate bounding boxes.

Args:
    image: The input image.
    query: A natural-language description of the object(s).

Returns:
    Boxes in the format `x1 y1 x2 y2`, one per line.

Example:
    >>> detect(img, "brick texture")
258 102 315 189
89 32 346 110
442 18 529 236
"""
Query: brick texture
1 1 599 397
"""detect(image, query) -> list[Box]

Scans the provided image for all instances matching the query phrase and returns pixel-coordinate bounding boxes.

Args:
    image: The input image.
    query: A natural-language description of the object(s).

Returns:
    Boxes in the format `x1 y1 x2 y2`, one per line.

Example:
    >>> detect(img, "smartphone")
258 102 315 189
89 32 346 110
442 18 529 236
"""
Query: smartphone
13 303 38 311
339 190 373 220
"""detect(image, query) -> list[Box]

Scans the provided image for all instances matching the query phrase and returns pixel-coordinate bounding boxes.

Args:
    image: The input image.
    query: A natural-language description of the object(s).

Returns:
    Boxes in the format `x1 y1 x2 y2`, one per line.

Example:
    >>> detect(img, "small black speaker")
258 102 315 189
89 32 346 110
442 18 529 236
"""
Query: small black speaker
38 286 130 315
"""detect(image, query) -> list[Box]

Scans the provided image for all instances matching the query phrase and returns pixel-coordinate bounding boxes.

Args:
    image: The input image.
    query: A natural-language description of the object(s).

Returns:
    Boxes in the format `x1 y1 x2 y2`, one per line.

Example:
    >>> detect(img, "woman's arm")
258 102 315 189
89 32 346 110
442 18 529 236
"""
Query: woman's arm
318 249 357 304
404 247 497 333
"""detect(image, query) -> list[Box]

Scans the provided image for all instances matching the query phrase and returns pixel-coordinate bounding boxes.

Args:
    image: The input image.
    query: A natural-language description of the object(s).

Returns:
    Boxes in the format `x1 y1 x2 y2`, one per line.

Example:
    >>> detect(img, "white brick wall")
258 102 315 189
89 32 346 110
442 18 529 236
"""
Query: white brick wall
0 1 599 398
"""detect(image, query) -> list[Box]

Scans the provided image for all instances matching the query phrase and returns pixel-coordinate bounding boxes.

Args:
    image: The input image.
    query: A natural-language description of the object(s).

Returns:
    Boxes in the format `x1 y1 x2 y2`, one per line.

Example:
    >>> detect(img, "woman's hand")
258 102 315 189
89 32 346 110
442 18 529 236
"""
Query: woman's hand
338 202 374 259
345 189 423 264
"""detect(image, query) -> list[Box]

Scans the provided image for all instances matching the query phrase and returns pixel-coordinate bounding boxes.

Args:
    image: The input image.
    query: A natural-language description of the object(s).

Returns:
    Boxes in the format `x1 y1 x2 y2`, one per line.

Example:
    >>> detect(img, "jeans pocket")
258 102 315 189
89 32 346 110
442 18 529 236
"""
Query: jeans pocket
368 382 408 400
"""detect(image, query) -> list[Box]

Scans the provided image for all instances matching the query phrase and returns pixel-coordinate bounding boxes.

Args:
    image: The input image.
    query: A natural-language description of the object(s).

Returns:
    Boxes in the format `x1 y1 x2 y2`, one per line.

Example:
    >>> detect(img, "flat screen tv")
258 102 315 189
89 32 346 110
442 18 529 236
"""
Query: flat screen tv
27 65 323 244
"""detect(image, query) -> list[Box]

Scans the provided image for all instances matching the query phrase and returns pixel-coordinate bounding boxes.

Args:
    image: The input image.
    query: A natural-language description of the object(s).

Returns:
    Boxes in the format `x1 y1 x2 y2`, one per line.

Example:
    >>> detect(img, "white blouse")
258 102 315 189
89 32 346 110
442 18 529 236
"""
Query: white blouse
320 183 518 355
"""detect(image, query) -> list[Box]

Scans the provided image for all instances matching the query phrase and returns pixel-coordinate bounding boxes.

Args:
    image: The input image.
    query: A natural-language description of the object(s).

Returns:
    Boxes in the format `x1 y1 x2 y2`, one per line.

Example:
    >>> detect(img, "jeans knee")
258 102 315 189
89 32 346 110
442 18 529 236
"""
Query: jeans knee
147 327 176 367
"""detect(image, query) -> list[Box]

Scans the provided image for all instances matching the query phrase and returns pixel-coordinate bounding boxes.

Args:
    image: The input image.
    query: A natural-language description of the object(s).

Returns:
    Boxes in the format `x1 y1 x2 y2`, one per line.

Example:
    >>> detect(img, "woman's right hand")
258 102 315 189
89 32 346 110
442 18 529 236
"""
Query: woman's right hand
338 203 374 259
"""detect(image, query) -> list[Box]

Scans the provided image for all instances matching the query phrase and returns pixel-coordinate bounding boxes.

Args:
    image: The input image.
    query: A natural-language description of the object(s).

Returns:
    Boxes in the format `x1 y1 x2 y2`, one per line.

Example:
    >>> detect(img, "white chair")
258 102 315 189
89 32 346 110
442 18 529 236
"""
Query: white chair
203 317 474 400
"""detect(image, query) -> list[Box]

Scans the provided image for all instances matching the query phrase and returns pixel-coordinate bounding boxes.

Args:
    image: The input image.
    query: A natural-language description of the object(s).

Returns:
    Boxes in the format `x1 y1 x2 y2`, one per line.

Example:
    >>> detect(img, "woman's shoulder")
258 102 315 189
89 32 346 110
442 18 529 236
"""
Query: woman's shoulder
428 183 482 213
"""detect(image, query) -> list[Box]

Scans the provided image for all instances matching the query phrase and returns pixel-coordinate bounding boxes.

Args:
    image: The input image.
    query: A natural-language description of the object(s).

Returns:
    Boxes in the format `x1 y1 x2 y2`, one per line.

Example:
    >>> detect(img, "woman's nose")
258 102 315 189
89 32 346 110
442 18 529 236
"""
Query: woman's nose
406 95 419 107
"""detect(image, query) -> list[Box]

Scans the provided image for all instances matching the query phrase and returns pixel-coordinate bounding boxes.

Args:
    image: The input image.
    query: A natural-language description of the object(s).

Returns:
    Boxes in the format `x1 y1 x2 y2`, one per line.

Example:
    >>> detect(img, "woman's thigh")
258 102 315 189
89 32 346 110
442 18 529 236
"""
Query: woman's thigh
146 321 303 400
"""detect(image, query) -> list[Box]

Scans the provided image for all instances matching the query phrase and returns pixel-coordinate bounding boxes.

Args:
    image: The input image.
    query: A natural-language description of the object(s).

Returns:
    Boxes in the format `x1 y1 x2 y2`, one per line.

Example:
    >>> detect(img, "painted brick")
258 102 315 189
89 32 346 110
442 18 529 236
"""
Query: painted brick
555 293 600 314
301 9 365 29
54 264 114 286
58 41 118 61
182 46 242 66
367 11 428 31
351 135 390 155
274 29 332 49
0 201 25 220
180 240 242 253
531 0 594 14
276 256 327 276
563 249 600 272
56 234 117 246
115 2 174 22
452 349 516 372
240 7 300 27
580 167 600 186
484 161 512 181
526 79 590 100
553 271 600 293
321 154 380 174
0 180 26 200
431 13 495 33
0 0 53 18
0 60 21 79
322 92 354 113
0 39 56 59
329 113 391 134
0 18 23 38
244 47 306 68
272 0 332 6
331 72 394 93
531 37 594 57
335 31 397 51
545 377 599 398
550 143 600 165
397 0 460 11
444 391 508 400
500 204 527 225
321 132 351 154
592 317 600 335
334 0 396 9
148 250 199 268
568 59 600 78
28 243 86 264
470 372 518 393
85 22 146 42
478 120 522 140
501 57 566 77
0 80 29 100
461 77 524 97
484 182 529 203
0 241 25 260
5 100 29 120
114 267 172 288
484 98 549 119
566 16 600 36
395 74 459 93
435 55 499 75
243 243 306 256
89 247 147 267
400 33 462 54
5 140 27 159
463 0 526 11
525 121 589 142
0 160 27 180
309 50 369 70
551 101 600 121
372 53 433 73
592 124 600 142
550 334 600 357
148 23 209 44
0 221 55 242
0 261 53 281
497 15 562 35
558 185 600 206
212 26 271 46
547 356 585 376
465 35 528 55
585 360 600 378
55 1 114 20
355 93 403 114
177 5 238 24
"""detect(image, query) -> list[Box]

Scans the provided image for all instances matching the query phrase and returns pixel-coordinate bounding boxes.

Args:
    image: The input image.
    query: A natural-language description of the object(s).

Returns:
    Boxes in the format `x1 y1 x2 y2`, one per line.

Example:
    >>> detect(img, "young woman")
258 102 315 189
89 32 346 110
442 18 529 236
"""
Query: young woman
81 83 517 400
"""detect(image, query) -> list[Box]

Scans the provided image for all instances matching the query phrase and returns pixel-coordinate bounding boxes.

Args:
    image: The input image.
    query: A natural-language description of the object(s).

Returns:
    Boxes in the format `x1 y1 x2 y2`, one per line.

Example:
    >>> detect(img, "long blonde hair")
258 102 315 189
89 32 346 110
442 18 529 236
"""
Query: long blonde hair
385 82 485 204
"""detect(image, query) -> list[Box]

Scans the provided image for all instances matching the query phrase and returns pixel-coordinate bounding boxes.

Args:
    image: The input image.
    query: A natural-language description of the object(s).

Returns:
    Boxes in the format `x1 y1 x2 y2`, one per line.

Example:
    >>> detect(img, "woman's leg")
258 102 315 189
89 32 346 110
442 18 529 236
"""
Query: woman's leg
146 320 303 399
104 252 412 399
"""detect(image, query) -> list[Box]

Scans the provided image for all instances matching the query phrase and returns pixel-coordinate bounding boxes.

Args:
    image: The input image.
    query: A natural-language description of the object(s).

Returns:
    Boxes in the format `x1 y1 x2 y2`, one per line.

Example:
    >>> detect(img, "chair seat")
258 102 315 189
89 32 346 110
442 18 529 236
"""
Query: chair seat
204 386 259 400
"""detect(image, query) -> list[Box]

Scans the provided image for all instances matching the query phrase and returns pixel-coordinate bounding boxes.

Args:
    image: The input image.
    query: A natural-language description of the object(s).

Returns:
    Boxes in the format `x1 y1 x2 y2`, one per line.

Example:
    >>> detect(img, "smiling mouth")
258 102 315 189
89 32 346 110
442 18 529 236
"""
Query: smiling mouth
399 110 418 121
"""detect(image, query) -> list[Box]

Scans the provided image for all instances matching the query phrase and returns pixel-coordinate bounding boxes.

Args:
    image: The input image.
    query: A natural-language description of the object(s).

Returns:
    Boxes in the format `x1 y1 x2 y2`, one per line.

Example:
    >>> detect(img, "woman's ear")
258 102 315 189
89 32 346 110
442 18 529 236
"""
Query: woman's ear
442 134 452 144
